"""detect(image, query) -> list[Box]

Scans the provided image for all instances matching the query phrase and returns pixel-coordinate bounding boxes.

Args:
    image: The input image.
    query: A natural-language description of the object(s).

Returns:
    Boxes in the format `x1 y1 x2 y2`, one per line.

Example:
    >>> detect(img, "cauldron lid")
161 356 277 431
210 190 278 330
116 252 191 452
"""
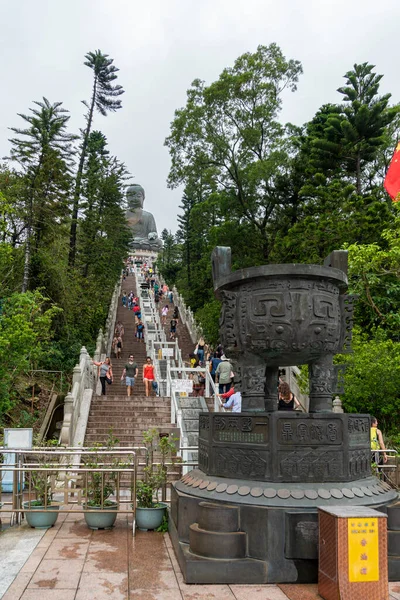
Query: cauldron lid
214 263 347 293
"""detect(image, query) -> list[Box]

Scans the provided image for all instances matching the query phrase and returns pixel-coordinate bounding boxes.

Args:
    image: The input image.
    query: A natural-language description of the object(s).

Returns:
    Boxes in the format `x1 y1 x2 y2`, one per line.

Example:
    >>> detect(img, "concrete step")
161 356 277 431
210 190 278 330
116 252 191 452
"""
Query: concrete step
87 416 170 423
91 398 170 404
90 404 170 410
181 409 202 419
86 428 169 435
183 420 200 432
91 404 170 409
85 434 169 442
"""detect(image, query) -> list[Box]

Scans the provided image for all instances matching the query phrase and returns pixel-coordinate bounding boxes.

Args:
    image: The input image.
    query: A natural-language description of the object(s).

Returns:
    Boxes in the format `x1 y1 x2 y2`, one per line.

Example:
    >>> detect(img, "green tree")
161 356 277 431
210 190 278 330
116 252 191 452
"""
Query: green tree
338 329 400 435
313 63 399 194
0 290 61 418
166 43 303 259
68 50 124 266
8 98 77 291
345 212 400 338
159 228 180 284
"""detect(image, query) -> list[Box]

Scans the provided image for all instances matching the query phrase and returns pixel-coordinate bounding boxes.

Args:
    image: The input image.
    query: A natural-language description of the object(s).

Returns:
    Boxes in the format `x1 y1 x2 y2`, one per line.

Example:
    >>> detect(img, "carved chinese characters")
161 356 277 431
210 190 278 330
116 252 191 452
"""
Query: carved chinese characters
277 418 343 445
199 413 371 483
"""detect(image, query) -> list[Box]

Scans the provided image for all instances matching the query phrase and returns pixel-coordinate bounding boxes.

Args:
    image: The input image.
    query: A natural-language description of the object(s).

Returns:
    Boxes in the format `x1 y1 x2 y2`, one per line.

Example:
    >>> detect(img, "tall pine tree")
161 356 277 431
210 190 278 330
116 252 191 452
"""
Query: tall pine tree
68 50 124 267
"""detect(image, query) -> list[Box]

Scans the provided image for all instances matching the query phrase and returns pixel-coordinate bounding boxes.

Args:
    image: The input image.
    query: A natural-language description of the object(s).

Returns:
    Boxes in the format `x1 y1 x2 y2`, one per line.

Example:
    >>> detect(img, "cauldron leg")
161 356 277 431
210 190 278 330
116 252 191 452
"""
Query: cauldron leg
309 355 334 413
238 354 267 412
265 367 279 412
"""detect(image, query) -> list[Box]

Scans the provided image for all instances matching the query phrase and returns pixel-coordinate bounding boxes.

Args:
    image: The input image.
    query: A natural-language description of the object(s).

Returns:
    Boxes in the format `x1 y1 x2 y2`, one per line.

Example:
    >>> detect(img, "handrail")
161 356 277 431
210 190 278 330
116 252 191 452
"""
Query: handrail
58 277 122 447
205 368 226 412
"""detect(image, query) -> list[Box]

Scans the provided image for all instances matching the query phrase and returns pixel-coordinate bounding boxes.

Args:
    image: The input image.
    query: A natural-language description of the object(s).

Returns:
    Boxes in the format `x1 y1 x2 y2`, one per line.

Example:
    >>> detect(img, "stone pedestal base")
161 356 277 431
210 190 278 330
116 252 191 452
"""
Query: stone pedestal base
170 471 397 584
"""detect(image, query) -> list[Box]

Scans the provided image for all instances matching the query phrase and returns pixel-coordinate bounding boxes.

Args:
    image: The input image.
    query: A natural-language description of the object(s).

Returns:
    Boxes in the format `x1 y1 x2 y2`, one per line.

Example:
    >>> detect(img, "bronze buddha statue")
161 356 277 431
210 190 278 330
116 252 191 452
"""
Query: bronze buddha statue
126 184 162 251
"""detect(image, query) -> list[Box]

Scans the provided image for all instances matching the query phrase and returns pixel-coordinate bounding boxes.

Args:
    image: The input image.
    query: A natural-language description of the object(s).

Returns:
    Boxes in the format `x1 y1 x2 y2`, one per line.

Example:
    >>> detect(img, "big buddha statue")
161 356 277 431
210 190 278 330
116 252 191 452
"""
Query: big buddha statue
125 184 162 252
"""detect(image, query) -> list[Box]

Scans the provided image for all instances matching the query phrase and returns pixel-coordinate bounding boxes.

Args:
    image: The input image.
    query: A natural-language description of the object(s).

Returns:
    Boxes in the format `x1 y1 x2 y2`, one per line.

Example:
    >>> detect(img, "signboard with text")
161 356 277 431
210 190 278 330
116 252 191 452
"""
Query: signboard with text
348 518 379 582
162 348 174 358
172 379 193 393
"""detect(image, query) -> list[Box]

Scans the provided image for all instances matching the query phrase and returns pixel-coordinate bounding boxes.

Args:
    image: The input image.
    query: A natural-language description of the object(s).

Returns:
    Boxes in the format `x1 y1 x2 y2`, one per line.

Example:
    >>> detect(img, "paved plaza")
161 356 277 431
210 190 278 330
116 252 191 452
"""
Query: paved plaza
0 514 399 600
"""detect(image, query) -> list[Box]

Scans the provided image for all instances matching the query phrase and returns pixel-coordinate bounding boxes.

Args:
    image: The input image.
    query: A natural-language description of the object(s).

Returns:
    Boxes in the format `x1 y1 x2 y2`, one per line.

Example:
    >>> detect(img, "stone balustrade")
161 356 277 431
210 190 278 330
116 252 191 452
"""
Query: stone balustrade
59 278 122 446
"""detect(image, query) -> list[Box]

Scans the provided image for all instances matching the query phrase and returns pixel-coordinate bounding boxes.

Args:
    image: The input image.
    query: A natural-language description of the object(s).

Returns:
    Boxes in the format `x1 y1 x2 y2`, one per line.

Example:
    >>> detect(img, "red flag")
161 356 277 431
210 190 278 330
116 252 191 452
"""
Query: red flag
384 142 400 202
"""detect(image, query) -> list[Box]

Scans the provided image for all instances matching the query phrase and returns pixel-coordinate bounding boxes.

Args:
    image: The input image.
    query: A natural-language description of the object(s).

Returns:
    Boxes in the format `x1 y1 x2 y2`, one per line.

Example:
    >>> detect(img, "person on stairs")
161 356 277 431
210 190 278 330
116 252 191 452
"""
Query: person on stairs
161 304 169 326
121 354 138 396
143 357 156 397
215 355 234 394
115 321 124 338
196 337 206 364
218 387 242 413
93 357 113 396
112 335 118 360
136 319 145 343
170 317 177 340
116 335 123 359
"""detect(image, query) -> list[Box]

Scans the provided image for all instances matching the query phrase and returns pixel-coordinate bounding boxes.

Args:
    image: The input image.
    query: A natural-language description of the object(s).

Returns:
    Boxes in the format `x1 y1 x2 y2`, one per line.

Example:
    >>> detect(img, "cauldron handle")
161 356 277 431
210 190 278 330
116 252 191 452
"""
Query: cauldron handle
211 246 231 290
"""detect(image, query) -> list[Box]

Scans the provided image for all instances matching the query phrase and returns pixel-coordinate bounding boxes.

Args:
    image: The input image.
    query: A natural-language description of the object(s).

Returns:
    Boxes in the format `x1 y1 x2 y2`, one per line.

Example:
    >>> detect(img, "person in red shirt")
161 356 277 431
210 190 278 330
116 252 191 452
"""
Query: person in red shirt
143 356 155 397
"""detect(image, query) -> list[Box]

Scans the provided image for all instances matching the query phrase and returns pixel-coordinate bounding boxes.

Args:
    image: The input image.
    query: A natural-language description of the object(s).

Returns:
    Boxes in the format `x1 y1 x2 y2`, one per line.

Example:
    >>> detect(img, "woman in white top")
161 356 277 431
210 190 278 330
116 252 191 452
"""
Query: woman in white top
161 304 169 326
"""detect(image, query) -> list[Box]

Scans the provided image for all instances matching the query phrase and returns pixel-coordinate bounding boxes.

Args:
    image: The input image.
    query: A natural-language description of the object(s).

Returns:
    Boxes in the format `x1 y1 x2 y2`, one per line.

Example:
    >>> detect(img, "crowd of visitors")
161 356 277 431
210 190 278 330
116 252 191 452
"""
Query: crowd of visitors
96 256 307 414
187 335 305 414
99 255 393 475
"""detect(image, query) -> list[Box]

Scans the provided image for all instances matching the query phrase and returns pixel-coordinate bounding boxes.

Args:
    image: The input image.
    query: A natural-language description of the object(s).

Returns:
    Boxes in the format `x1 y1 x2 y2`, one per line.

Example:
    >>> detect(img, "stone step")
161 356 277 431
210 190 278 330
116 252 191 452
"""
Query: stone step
89 406 170 413
189 523 246 559
90 403 170 409
90 403 170 410
183 420 200 432
91 399 170 405
181 409 202 419
88 415 170 422
179 398 205 409
85 434 170 442
86 428 171 436
88 419 170 426
198 502 239 533
87 416 170 423
187 433 198 446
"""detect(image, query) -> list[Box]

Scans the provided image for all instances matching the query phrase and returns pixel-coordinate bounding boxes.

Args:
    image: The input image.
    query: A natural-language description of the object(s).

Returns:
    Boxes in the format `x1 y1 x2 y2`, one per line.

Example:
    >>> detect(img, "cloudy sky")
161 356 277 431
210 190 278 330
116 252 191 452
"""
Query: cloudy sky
1 0 399 234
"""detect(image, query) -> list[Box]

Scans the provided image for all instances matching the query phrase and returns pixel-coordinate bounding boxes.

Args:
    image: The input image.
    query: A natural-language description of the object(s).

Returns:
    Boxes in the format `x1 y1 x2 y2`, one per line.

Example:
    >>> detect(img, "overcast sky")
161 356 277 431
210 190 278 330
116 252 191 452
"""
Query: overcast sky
1 0 399 235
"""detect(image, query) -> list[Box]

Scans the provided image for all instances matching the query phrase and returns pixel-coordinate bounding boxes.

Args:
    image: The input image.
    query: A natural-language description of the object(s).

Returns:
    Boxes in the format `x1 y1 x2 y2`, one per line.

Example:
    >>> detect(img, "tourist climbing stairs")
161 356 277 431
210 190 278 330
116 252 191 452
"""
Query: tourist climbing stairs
84 271 181 482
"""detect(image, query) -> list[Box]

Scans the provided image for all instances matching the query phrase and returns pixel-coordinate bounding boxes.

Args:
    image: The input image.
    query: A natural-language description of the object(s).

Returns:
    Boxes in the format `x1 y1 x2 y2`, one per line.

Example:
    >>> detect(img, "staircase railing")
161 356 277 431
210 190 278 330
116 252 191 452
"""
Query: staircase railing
170 285 203 344
59 277 122 447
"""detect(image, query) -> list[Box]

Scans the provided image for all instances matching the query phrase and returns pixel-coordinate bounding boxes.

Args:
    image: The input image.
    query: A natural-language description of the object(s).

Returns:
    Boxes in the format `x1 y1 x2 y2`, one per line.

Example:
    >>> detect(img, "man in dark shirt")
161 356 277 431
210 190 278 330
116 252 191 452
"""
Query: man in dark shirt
170 318 177 340
120 354 138 396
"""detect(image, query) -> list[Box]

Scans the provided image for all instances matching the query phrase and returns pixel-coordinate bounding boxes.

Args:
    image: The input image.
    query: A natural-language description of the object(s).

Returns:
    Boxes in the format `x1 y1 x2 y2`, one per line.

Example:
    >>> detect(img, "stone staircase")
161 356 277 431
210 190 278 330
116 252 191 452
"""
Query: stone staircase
84 271 181 481
159 295 195 365
85 397 172 447
106 273 152 397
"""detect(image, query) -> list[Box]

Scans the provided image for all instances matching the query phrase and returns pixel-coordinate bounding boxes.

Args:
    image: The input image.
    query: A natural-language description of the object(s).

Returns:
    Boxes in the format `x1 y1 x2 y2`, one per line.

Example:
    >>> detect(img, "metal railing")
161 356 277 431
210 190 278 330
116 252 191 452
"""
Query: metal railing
371 449 399 488
0 447 139 532
0 445 192 531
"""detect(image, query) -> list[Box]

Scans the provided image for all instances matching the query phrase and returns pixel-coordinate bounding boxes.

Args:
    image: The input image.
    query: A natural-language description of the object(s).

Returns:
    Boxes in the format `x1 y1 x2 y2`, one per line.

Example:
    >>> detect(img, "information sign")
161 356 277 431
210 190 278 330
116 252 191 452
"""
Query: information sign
172 379 193 393
162 348 174 357
348 518 379 582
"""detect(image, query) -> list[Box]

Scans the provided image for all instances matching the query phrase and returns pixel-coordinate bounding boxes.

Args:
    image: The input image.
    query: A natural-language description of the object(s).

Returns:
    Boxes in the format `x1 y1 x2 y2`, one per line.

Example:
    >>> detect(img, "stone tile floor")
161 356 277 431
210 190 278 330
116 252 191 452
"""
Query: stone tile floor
1 513 399 600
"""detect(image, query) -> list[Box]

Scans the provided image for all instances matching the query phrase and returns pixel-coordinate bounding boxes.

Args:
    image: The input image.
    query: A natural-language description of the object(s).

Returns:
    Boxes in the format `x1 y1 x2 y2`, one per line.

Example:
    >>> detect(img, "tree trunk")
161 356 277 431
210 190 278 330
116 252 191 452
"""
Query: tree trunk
356 152 362 195
68 78 97 267
22 218 31 293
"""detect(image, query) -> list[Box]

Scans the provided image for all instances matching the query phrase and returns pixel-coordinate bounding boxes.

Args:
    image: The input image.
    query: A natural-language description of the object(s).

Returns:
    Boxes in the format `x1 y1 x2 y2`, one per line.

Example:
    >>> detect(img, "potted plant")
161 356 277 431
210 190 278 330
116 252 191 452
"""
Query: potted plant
23 439 60 529
83 431 129 530
136 427 178 531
